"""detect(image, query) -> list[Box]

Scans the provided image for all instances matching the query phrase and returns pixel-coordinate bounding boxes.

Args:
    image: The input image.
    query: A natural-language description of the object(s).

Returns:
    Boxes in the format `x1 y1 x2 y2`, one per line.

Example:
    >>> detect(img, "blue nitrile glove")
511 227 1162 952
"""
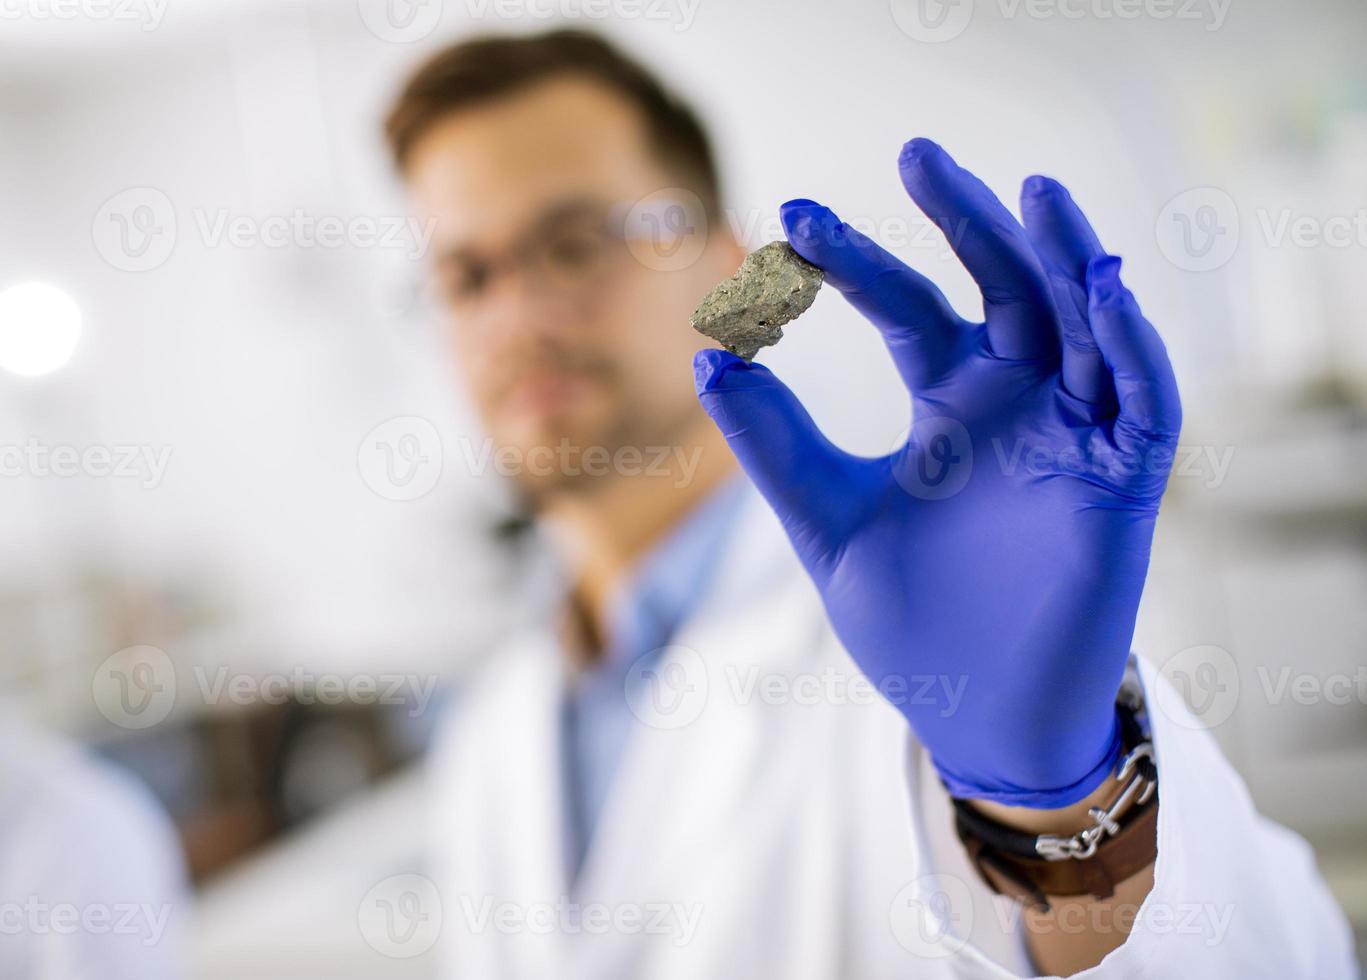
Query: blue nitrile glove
693 139 1181 808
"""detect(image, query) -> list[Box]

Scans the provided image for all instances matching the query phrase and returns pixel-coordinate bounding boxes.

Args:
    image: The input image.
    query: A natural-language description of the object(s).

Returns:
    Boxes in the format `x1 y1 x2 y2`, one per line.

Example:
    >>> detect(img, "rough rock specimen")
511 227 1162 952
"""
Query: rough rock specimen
690 241 824 360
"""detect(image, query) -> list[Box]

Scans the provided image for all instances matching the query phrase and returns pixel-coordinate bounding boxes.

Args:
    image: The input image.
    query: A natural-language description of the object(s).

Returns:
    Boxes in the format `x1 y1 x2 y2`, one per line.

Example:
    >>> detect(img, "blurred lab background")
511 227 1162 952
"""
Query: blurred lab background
0 0 1364 975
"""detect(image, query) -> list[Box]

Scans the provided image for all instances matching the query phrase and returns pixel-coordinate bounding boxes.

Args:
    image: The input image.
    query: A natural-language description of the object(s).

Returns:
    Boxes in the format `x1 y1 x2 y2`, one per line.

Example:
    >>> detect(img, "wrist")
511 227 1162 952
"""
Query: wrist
968 775 1119 835
948 688 1158 909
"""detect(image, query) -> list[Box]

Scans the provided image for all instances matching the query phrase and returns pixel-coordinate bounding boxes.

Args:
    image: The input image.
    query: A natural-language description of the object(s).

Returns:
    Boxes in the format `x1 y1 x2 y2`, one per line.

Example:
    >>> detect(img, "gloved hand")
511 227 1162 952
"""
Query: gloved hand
694 139 1181 808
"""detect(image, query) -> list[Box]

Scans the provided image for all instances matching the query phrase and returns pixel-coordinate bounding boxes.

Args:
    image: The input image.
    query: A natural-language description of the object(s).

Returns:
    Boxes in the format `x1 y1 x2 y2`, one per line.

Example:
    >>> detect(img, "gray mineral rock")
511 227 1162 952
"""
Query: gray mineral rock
690 241 824 360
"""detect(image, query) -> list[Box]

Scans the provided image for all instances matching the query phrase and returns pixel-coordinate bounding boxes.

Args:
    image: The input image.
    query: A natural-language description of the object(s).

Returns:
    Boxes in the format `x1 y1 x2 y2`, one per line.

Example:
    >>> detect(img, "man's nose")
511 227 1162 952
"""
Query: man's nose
474 275 581 345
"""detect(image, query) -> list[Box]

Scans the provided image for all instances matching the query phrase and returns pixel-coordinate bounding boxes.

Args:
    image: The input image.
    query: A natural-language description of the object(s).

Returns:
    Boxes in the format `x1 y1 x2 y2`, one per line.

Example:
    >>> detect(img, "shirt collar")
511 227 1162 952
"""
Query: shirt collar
598 475 748 670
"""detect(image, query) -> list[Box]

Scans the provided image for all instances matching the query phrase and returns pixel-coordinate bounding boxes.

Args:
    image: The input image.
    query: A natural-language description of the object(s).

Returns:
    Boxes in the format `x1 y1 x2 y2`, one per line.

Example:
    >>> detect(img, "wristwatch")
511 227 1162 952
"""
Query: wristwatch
951 679 1158 911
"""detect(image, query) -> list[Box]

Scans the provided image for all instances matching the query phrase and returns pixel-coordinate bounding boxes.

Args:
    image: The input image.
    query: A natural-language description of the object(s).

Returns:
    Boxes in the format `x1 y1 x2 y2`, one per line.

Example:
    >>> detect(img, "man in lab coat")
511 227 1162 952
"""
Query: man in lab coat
386 29 1356 978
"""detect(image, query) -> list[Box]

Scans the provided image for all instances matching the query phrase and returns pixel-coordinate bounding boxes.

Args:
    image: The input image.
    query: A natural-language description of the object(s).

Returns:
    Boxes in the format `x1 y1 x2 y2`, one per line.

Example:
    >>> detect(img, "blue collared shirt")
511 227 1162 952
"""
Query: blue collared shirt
560 478 747 883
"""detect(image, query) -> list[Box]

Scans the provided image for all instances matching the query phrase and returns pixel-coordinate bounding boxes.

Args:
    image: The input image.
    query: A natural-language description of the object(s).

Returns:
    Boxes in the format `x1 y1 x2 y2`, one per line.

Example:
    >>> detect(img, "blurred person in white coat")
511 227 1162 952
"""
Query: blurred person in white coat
385 30 1357 979
0 715 186 979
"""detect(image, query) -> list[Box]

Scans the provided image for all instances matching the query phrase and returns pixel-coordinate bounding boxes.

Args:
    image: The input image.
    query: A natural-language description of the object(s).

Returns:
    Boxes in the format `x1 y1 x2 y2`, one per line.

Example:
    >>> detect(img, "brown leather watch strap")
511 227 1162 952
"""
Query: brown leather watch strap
956 793 1158 910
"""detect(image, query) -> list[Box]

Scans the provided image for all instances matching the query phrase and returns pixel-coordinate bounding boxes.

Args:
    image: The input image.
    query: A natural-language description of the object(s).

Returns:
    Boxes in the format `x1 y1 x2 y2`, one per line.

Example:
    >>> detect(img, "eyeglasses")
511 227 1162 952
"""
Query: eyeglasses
432 195 709 320
436 210 628 316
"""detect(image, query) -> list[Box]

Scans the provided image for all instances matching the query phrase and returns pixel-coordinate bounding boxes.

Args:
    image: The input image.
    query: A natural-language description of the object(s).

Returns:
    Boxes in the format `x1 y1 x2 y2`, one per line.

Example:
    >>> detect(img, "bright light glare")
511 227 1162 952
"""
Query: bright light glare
0 282 83 377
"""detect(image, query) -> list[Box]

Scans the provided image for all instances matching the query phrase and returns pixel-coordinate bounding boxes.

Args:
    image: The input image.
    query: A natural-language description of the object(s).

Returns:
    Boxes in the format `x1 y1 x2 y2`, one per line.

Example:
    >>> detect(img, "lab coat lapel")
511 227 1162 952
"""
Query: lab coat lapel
470 633 574 976
569 488 827 922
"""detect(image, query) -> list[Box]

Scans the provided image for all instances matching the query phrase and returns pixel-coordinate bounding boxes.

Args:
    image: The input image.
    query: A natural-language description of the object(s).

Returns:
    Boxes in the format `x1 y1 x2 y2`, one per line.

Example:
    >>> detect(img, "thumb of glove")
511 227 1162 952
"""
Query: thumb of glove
693 348 854 561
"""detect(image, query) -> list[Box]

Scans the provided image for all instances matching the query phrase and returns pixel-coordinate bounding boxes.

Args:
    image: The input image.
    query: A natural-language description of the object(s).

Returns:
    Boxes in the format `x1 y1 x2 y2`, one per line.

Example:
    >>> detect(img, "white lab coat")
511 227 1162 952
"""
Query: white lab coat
0 719 187 980
428 488 1355 978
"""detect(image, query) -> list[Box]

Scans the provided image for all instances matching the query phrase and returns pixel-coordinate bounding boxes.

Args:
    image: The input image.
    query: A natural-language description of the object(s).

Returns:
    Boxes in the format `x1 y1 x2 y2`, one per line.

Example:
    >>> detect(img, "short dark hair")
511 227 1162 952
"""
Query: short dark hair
384 29 721 217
